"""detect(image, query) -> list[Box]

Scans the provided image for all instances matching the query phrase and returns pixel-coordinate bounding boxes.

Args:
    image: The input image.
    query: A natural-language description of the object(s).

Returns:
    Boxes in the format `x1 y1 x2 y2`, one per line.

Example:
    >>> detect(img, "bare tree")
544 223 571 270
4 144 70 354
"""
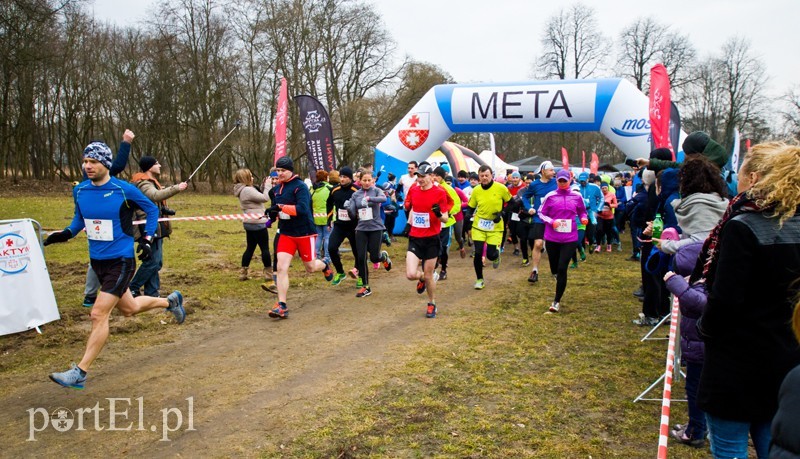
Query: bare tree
568 4 608 79
781 87 800 141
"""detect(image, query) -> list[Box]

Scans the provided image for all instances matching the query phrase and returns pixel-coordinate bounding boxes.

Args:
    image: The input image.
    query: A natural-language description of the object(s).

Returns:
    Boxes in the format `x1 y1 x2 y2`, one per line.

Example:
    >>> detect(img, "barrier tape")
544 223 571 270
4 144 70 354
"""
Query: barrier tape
131 213 265 225
657 295 681 459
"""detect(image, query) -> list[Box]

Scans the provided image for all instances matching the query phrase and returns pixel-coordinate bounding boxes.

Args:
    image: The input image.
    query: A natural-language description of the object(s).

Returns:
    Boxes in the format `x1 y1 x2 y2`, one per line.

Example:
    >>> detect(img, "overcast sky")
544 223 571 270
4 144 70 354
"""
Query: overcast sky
91 0 797 98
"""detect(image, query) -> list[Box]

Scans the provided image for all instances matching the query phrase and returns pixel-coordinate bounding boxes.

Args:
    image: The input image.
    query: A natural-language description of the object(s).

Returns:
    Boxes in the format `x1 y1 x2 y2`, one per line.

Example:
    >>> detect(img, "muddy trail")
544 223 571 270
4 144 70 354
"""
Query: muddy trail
0 250 542 457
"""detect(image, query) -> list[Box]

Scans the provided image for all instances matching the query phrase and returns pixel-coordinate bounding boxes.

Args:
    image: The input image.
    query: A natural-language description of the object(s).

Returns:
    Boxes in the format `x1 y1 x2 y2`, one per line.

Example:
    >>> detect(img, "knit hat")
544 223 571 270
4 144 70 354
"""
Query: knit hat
433 166 447 178
511 171 521 178
139 155 157 172
83 141 113 170
339 166 354 181
650 147 673 161
600 182 609 189
387 172 396 182
269 171 279 178
682 131 710 155
275 156 294 172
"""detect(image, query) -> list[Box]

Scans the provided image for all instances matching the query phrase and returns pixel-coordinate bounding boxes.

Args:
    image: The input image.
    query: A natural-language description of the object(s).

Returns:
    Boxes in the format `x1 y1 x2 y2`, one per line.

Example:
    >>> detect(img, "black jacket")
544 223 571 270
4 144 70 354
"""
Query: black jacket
697 211 800 422
770 365 800 459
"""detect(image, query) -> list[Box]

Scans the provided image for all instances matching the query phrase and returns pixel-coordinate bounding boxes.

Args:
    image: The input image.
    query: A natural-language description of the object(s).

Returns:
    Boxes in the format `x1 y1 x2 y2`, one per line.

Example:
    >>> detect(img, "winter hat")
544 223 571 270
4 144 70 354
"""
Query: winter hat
642 169 656 187
83 141 113 169
682 131 710 155
555 170 571 181
538 161 555 173
275 156 294 171
511 171 521 179
387 172 396 182
339 166 354 181
650 147 673 161
269 171 279 178
139 155 157 172
433 166 447 178
578 171 589 182
600 182 609 189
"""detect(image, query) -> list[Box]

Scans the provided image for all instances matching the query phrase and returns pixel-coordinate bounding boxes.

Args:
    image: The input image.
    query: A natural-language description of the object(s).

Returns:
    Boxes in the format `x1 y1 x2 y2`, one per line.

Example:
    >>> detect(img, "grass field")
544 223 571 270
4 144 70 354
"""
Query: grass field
0 190 712 457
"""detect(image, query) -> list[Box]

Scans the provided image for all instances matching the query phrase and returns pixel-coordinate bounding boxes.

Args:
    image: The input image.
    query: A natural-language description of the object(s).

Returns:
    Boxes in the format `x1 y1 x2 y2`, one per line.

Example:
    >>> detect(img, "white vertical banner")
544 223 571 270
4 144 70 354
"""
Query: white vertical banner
0 219 60 336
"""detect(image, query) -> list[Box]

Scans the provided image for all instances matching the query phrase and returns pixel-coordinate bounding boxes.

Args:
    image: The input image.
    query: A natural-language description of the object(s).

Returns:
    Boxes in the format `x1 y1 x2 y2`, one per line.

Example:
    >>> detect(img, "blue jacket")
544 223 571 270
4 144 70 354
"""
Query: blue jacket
274 175 316 237
67 177 159 260
615 185 628 214
521 179 557 224
658 168 681 231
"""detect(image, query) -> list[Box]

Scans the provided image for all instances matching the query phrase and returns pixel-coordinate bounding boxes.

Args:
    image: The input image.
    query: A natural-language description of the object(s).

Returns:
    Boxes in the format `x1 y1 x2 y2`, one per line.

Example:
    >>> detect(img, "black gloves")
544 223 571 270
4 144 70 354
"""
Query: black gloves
402 223 411 237
492 211 503 224
266 204 279 221
137 238 153 261
43 230 71 246
432 203 442 218
463 207 474 220
160 207 177 216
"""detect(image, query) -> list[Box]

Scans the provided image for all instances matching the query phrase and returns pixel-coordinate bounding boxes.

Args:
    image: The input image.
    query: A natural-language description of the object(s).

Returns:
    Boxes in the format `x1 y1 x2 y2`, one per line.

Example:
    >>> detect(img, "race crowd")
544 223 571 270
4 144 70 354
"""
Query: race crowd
43 129 800 459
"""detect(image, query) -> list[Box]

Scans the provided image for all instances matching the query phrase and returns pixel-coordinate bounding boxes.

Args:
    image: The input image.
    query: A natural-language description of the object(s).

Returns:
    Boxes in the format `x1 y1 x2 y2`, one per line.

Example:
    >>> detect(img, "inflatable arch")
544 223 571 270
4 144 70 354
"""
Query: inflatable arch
374 77 686 182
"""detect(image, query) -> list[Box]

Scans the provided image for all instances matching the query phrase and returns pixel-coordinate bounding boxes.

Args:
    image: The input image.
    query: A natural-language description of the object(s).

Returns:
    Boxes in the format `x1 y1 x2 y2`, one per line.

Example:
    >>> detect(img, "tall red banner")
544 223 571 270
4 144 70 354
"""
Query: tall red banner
590 152 599 175
649 63 673 159
582 150 586 171
273 77 288 166
561 147 570 169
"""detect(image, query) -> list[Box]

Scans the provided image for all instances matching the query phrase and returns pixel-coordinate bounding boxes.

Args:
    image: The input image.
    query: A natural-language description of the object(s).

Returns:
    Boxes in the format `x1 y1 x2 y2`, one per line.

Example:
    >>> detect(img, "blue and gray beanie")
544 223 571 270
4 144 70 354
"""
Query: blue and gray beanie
83 141 113 169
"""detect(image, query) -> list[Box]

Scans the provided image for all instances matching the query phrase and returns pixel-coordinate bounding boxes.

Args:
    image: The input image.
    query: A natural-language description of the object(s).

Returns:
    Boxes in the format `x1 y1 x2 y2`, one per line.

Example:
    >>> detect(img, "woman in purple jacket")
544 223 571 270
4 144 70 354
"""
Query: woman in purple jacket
538 170 588 313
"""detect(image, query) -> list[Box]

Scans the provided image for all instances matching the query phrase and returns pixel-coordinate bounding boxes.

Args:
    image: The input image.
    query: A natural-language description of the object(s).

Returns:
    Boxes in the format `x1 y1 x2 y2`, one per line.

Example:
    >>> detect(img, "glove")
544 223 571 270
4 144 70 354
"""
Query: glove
492 211 503 224
402 223 411 237
343 199 351 209
265 218 274 229
431 203 442 218
463 207 474 220
160 207 177 216
580 218 589 226
361 197 369 207
44 229 71 246
136 238 153 262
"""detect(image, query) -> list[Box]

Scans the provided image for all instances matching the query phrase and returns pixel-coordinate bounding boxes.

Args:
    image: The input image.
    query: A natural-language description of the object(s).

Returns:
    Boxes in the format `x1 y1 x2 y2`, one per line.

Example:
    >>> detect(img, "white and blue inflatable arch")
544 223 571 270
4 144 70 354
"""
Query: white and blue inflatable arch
374 78 686 182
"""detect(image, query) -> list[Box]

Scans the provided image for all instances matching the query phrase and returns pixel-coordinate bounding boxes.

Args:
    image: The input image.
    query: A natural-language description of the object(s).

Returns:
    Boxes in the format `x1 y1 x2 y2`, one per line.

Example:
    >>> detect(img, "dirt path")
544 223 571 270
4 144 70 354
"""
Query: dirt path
0 249 533 456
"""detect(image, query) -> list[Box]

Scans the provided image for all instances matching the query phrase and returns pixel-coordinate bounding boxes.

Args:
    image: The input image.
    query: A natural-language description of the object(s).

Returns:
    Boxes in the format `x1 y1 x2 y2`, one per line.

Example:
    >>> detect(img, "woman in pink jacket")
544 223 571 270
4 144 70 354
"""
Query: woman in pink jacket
538 170 588 313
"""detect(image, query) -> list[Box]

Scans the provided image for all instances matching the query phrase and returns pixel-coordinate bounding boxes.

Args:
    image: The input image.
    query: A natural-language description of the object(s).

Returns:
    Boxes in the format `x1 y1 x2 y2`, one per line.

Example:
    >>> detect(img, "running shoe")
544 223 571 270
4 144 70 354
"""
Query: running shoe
606 244 612 252
383 232 391 246
616 242 623 252
381 250 392 271
356 286 372 298
594 245 601 253
579 248 586 262
268 303 288 319
492 255 501 269
433 271 440 283
330 273 346 286
512 249 520 256
474 279 485 289
528 270 538 283
49 363 86 389
356 277 364 288
82 295 96 308
570 261 578 269
521 259 530 267
373 263 380 270
426 302 437 318
322 262 334 281
631 313 659 326
261 281 278 294
348 268 359 279
438 270 447 281
416 278 426 294
166 291 186 324
549 302 560 313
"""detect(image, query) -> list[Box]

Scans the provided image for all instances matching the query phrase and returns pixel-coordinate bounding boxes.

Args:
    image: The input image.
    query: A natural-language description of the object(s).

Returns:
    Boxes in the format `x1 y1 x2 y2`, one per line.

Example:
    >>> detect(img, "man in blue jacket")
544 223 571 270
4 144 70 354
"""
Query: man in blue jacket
44 141 186 389
577 171 603 252
520 161 557 283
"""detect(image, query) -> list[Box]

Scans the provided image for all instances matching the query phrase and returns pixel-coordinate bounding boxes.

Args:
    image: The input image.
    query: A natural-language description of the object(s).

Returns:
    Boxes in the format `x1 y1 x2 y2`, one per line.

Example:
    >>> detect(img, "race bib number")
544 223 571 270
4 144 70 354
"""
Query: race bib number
554 219 572 233
337 209 351 221
511 213 520 222
477 218 495 231
278 211 290 220
411 211 430 228
85 219 113 241
358 207 373 221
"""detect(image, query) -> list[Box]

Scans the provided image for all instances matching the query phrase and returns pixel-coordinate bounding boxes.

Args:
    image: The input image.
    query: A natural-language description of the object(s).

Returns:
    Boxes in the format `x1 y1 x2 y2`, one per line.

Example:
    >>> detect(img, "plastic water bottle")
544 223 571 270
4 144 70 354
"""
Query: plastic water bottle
652 213 664 239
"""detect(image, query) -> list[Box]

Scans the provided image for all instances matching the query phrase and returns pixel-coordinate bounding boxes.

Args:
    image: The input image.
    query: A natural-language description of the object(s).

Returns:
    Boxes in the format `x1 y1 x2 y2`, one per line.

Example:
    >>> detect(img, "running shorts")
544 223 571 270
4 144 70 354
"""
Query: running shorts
407 235 440 261
531 222 546 241
276 234 317 262
471 228 503 246
91 257 136 297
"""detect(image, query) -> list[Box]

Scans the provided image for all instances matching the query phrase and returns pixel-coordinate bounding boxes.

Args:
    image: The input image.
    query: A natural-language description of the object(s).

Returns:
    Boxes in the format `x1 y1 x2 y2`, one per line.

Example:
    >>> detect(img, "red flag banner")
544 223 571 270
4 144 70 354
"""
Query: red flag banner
273 78 288 166
649 63 673 159
561 147 570 170
582 150 586 171
590 152 599 175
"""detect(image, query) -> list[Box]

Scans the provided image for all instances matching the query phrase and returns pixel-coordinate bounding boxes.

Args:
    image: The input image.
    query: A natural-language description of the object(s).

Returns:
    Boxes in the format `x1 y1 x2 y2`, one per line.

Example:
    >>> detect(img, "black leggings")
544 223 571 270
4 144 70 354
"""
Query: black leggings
596 218 615 245
329 225 358 274
355 230 384 286
242 228 271 268
545 240 577 303
473 240 499 280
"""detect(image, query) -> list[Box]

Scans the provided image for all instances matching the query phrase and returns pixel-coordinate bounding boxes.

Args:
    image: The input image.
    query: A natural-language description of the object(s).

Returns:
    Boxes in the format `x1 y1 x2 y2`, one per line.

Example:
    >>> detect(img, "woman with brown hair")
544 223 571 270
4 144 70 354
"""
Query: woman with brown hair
233 168 272 283
696 142 800 458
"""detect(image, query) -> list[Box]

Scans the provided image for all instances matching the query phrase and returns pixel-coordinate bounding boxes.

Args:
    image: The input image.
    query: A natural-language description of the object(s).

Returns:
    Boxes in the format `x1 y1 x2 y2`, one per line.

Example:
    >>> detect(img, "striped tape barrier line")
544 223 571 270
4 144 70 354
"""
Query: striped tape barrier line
132 213 266 225
657 295 681 459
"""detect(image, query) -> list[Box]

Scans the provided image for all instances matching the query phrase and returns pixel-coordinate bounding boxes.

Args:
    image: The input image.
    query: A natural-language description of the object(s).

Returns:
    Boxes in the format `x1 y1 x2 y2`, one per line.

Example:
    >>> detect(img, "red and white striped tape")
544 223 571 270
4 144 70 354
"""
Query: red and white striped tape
657 295 681 459
132 213 265 225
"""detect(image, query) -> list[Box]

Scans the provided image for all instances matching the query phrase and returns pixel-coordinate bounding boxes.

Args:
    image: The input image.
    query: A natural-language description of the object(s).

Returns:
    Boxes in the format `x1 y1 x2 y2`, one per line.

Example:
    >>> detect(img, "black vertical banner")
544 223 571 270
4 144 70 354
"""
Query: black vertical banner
668 101 681 156
294 95 337 181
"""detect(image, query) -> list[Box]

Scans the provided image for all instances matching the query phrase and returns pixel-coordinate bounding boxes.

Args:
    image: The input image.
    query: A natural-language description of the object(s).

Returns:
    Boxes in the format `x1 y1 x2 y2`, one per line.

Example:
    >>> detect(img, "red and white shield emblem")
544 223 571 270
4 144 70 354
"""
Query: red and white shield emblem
398 113 429 150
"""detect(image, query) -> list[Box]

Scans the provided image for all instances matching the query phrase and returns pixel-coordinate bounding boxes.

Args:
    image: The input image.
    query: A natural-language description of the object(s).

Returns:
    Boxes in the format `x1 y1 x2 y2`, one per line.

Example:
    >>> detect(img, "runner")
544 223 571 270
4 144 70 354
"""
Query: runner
348 170 391 297
577 172 603 252
326 166 361 287
432 167 459 279
466 165 512 289
444 175 469 259
269 156 334 319
403 163 452 318
520 161 557 283
538 170 588 312
45 141 186 389
506 171 526 256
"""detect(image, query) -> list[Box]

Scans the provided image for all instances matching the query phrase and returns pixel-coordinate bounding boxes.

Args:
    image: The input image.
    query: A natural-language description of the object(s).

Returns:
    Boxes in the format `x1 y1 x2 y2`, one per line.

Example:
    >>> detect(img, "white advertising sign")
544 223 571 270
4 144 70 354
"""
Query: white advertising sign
0 219 60 336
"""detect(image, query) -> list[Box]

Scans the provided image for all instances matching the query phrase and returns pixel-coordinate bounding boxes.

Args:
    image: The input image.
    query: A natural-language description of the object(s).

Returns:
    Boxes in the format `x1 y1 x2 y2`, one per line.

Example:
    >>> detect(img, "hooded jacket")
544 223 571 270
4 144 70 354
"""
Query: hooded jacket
273 175 316 237
657 168 681 230
233 182 269 225
660 192 728 254
664 241 707 364
538 188 588 244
